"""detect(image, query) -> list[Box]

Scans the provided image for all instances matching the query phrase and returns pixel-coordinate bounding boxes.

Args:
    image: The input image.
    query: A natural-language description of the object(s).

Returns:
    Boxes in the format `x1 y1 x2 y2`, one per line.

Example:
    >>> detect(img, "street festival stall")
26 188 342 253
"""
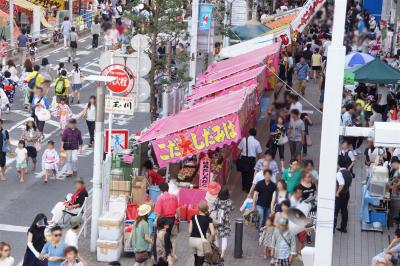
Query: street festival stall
103 42 279 254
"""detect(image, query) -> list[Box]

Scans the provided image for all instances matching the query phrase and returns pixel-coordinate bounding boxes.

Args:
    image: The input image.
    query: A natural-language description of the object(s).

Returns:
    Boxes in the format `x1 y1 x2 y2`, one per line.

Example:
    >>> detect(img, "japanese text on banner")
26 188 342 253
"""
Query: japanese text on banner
105 95 135 115
199 158 211 189
152 114 241 167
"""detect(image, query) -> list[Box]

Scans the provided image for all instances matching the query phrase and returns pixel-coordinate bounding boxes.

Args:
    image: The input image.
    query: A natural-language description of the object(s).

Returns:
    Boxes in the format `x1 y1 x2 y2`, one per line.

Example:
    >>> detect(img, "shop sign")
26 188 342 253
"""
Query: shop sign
199 157 211 189
105 95 135 115
290 0 325 34
198 4 214 32
152 114 241 167
105 129 129 153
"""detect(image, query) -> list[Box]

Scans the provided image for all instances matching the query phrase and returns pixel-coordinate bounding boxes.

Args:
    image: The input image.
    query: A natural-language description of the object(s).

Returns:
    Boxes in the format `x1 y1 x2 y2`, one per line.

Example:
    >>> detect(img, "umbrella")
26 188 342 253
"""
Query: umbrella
231 20 271 41
345 52 374 69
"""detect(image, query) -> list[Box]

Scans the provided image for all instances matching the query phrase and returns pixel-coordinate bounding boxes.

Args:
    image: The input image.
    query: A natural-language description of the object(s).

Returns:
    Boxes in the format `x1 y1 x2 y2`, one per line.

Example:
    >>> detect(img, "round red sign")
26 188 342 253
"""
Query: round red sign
106 69 131 93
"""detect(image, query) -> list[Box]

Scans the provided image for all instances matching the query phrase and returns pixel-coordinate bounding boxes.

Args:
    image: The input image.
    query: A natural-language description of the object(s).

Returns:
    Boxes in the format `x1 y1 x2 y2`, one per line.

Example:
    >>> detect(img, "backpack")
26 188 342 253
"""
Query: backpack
55 78 66 95
2 79 14 91
28 72 39 90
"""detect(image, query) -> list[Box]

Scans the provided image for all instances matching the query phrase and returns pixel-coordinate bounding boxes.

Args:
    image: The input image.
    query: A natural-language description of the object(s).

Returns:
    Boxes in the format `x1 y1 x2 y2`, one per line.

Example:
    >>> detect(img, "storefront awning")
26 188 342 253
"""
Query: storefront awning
8 0 52 28
138 87 258 167
188 65 265 103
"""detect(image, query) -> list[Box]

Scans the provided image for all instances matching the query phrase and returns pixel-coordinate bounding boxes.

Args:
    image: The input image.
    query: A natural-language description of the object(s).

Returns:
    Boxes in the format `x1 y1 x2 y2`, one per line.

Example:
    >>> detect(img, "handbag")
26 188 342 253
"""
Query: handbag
306 135 312 146
277 134 288 145
70 41 78 48
134 251 149 263
237 137 252 172
194 215 221 264
36 108 51 121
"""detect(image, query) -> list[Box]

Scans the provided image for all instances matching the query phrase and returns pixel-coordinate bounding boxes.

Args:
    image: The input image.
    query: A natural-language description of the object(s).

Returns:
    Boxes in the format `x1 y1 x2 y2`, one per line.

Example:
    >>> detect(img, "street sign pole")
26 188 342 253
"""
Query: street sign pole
9 0 14 49
85 75 116 252
189 0 199 91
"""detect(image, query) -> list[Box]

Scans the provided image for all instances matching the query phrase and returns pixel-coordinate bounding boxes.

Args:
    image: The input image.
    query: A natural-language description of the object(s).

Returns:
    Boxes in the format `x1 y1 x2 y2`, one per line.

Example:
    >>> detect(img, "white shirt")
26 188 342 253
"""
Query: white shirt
290 101 303 113
65 229 79 248
323 40 331 57
336 170 345 186
252 169 277 184
393 148 400 157
378 85 389 106
341 111 353 126
71 69 82 84
104 35 113 46
238 136 262 157
290 195 301 208
86 105 95 121
0 257 15 266
15 147 27 164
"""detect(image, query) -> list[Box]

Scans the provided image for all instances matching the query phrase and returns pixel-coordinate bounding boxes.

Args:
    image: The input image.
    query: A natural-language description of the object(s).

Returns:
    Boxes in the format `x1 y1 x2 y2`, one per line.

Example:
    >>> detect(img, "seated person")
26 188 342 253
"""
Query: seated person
49 179 88 225
385 229 400 265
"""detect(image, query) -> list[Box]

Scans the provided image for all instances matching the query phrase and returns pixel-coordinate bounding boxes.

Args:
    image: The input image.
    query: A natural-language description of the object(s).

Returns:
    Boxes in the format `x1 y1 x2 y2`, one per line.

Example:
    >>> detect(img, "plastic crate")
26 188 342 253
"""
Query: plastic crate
370 211 387 228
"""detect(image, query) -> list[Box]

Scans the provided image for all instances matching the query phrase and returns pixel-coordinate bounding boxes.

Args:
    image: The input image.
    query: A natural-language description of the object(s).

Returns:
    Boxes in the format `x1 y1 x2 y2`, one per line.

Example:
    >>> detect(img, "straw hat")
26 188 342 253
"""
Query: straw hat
207 181 221 196
138 204 152 217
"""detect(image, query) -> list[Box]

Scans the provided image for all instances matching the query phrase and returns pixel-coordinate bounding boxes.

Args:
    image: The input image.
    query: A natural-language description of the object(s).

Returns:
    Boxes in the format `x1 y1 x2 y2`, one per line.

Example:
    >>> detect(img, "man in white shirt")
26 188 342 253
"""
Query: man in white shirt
238 128 262 192
334 161 352 233
288 93 303 114
377 84 389 121
322 35 331 61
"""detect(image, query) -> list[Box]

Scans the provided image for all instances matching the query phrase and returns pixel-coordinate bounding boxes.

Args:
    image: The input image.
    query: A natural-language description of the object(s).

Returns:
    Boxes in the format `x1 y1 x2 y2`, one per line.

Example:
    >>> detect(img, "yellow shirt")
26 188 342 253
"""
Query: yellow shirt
311 53 322 67
25 71 44 89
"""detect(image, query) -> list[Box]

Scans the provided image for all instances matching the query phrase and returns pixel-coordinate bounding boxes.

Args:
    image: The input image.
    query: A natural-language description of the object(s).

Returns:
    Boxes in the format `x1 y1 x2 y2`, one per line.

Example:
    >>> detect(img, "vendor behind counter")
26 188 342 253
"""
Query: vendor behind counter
143 160 164 185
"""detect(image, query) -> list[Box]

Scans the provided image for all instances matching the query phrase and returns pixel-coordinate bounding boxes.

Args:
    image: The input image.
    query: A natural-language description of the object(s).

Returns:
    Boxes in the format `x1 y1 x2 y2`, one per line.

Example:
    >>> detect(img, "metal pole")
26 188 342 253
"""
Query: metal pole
314 0 347 265
392 0 400 53
162 85 168 118
90 82 105 252
9 0 14 48
223 0 230 48
188 0 199 91
234 218 243 258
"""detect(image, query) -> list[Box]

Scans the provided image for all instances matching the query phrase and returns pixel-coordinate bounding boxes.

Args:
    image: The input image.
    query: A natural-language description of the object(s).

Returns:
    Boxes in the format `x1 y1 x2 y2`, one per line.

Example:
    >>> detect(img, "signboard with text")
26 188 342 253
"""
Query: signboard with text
105 95 135 115
152 114 241 167
199 157 211 189
198 4 214 32
106 68 132 94
290 0 325 34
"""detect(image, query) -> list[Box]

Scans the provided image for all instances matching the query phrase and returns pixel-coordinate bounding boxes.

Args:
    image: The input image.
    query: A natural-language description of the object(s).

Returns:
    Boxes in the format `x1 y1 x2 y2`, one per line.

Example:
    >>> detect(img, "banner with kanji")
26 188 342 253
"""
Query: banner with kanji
152 114 241 167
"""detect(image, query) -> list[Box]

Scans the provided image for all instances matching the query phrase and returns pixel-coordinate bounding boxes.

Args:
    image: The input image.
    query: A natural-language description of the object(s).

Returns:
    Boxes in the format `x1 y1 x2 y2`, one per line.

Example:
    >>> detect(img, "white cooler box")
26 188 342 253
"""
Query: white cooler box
97 237 123 262
98 211 124 241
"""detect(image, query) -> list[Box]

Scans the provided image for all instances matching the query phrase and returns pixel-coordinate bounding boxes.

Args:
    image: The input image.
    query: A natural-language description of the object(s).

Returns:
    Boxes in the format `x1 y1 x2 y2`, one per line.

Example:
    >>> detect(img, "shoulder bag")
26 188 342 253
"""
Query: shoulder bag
194 215 221 264
237 137 252 172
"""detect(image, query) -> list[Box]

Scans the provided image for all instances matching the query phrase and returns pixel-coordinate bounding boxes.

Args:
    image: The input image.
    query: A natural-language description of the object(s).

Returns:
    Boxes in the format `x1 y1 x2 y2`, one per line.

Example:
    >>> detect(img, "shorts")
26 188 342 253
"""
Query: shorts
271 258 291 266
0 152 6 167
16 162 27 169
26 146 37 158
312 66 321 71
289 141 302 157
73 84 82 91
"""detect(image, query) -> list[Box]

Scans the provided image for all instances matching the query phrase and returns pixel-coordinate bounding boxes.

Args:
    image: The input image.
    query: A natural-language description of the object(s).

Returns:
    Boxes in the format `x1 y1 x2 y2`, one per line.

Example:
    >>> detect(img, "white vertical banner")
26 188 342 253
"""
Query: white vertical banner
102 155 111 213
231 0 247 26
290 0 325 34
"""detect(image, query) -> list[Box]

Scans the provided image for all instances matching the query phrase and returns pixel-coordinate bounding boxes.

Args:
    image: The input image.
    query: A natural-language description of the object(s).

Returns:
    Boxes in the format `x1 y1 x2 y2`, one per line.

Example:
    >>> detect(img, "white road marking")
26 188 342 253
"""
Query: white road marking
0 224 28 233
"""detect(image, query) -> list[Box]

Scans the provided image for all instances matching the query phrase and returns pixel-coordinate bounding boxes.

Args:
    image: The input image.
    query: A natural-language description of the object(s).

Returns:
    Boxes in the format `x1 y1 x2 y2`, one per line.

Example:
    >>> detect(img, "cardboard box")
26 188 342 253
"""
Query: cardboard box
110 180 131 197
132 178 147 205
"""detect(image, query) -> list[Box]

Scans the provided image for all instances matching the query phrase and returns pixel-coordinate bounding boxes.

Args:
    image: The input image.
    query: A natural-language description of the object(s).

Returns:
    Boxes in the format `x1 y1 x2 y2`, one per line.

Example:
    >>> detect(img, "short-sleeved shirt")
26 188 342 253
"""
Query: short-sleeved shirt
154 192 178 218
17 34 28 48
25 71 44 88
311 53 322 66
298 183 317 201
15 147 27 163
41 242 68 266
282 168 302 194
377 85 389 106
254 180 276 208
238 136 262 157
288 119 305 142
190 215 212 238
134 220 150 252
147 170 164 185
0 257 15 266
295 63 309 80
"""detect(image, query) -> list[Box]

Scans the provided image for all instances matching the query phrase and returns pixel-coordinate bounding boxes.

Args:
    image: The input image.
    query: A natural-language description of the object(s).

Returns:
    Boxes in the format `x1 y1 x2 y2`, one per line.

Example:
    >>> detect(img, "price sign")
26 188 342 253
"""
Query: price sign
106 69 132 93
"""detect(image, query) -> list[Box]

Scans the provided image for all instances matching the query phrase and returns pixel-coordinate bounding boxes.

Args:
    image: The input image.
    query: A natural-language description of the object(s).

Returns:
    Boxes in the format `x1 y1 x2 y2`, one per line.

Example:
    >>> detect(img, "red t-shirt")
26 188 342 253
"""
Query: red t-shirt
154 192 178 218
148 170 164 185
116 25 125 35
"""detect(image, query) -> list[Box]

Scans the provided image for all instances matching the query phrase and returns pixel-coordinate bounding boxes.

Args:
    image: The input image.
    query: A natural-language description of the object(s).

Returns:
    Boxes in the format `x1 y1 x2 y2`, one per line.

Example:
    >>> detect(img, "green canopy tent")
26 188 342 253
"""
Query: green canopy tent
353 58 400 84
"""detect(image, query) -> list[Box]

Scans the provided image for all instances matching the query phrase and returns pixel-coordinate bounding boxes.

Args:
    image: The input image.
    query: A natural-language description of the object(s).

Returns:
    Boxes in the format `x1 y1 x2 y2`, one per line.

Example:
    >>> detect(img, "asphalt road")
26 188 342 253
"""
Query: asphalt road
0 35 150 262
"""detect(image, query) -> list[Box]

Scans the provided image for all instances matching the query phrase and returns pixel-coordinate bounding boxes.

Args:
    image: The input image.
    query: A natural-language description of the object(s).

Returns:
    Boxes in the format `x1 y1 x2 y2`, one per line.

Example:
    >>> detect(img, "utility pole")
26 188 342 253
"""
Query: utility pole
223 0 230 48
9 0 14 48
85 75 115 252
69 0 73 22
393 0 400 53
189 0 199 91
313 0 347 265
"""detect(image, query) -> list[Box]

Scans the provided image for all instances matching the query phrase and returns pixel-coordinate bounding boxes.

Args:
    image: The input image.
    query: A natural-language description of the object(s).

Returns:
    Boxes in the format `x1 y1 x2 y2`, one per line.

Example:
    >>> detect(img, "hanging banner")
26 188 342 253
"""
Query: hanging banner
231 0 247 26
199 157 211 189
198 4 214 32
290 0 325 34
152 114 241 167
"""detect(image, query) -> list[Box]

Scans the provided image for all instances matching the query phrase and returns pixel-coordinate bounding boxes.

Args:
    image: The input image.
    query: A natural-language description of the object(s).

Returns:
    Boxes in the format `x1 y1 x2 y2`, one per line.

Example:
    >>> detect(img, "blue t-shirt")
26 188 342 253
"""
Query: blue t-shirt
17 34 28 48
41 242 68 266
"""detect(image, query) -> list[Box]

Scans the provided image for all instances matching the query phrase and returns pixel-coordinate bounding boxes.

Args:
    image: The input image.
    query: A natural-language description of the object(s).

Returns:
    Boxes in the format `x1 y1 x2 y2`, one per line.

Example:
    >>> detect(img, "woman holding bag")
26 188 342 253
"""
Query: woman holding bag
189 200 216 266
81 96 96 147
269 116 287 169
21 119 40 172
133 204 153 266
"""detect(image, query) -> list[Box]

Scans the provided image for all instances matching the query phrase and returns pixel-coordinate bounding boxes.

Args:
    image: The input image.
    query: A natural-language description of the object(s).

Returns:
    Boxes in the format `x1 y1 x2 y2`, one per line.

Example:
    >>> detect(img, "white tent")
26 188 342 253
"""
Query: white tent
217 33 275 60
